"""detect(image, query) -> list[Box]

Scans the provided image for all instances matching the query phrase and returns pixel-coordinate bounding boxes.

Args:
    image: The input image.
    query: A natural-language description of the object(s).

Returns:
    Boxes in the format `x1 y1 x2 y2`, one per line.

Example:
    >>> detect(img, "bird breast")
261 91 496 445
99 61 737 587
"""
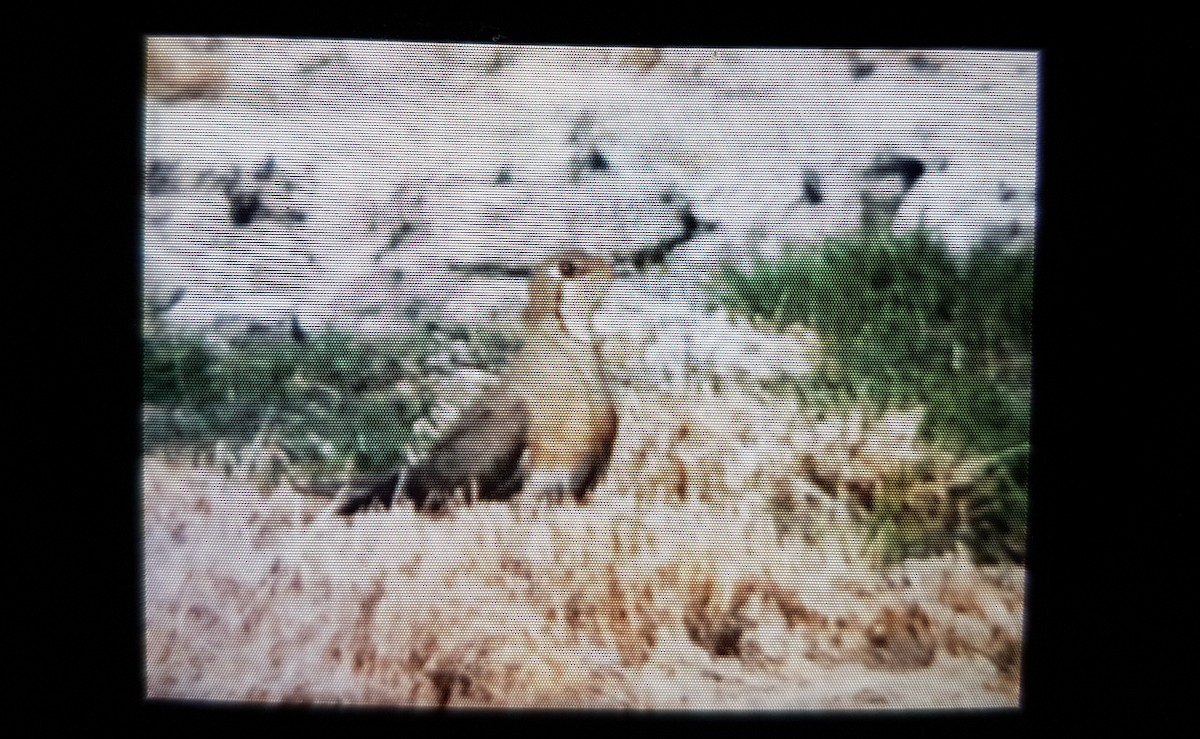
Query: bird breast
512 328 616 472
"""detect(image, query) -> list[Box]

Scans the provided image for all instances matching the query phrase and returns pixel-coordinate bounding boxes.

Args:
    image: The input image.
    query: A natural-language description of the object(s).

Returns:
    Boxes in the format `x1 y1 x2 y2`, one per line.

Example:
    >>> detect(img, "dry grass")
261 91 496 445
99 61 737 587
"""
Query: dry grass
144 376 1024 710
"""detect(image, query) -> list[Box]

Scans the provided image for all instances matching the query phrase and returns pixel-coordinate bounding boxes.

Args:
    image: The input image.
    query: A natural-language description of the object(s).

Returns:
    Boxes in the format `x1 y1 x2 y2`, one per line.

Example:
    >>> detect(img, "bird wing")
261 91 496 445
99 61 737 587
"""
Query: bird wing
403 387 530 511
334 471 401 517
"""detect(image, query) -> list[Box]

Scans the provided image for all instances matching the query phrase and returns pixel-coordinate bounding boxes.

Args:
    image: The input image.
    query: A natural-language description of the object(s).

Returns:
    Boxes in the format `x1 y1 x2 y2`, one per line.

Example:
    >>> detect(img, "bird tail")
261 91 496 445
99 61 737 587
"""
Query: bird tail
333 470 405 517
398 465 458 516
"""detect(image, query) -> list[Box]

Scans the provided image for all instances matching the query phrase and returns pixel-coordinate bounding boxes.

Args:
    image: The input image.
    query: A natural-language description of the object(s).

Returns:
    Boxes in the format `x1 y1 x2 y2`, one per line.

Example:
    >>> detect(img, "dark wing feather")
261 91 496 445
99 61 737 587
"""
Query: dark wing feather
335 472 400 517
403 389 530 512
571 406 619 502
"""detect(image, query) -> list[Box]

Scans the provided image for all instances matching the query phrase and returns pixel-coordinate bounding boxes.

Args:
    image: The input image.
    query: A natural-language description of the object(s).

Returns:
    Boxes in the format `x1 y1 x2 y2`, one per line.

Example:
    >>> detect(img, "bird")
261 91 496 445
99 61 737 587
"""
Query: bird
336 249 620 517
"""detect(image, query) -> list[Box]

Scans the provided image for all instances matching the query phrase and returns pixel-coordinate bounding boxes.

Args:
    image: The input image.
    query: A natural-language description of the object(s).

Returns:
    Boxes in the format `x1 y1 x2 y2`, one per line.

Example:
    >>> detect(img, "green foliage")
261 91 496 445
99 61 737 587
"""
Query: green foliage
950 443 1030 565
860 457 957 566
142 316 510 485
711 226 1033 565
854 444 1029 567
711 227 1032 457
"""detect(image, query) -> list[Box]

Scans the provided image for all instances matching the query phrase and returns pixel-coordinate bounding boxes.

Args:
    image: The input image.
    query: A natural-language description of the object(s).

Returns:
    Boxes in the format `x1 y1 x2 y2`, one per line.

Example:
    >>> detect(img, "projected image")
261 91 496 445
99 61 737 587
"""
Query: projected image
143 39 1035 710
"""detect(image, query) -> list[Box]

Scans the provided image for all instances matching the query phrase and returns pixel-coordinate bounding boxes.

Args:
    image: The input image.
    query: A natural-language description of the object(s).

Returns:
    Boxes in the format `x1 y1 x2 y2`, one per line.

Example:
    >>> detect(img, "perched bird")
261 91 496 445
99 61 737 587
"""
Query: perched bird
337 249 619 516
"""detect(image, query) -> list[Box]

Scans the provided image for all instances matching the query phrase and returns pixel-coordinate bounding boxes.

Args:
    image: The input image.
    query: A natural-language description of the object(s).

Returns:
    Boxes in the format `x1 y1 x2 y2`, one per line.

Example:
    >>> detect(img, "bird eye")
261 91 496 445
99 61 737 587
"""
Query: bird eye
559 260 577 278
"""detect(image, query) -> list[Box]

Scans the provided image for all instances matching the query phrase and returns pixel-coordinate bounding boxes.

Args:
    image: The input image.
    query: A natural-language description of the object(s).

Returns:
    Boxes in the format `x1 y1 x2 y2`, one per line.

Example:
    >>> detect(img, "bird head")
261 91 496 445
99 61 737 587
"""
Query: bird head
523 250 615 341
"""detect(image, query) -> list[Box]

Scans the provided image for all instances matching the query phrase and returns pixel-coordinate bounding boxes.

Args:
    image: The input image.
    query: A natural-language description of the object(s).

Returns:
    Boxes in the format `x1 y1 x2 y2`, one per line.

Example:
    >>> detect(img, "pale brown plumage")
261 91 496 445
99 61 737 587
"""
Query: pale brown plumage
349 250 619 516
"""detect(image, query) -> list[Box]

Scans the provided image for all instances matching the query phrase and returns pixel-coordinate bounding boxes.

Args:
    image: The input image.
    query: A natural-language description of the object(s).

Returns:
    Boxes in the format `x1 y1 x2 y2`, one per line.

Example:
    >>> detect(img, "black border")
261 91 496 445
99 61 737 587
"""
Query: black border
53 12 1133 733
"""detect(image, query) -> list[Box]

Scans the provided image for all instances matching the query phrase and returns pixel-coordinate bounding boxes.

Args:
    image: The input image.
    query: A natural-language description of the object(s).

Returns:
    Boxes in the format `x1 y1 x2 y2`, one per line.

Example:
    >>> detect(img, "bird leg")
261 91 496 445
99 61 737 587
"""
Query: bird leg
523 468 578 507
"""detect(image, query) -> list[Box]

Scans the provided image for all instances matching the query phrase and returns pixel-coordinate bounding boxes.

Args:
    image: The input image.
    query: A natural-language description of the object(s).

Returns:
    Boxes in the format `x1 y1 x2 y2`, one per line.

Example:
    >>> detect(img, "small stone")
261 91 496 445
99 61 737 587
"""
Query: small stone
618 48 662 72
846 51 875 80
146 160 180 195
253 157 277 181
863 152 926 191
588 149 609 172
228 188 264 226
907 53 942 73
801 170 824 205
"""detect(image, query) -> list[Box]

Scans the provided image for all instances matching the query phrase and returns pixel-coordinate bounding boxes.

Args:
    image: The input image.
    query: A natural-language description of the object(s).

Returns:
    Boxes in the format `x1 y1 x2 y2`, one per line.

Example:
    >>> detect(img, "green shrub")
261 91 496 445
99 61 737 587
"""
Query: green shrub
854 445 1029 567
141 316 513 486
859 456 957 565
950 443 1030 565
711 226 1032 457
711 226 1033 564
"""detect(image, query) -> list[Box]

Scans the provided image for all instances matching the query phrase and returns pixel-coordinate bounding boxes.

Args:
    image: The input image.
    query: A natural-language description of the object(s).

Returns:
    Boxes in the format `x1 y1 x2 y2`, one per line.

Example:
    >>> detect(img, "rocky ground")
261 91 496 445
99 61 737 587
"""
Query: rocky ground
144 39 1037 335
142 38 1035 710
